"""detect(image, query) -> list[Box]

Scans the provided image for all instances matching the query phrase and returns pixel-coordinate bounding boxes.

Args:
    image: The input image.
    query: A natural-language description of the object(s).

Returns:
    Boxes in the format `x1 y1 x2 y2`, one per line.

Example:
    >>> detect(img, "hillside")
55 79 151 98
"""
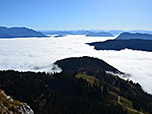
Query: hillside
0 26 47 38
86 32 114 37
0 57 152 114
116 32 152 40
87 39 152 51
55 56 120 74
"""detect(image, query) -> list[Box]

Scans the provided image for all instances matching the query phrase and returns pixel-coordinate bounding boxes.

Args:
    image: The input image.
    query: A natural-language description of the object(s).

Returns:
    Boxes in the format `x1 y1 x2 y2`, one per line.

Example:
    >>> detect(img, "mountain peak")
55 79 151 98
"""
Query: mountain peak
55 56 120 74
0 26 47 38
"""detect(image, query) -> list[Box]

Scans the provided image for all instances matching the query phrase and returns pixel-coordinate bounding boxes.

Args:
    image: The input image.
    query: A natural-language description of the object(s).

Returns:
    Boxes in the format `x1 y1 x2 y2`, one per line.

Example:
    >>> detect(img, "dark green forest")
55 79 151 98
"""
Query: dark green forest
0 57 152 114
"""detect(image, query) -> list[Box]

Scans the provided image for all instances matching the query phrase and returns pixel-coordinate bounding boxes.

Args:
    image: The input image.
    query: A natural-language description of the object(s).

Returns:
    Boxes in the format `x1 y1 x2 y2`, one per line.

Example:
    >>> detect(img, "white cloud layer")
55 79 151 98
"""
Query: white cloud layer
0 35 152 93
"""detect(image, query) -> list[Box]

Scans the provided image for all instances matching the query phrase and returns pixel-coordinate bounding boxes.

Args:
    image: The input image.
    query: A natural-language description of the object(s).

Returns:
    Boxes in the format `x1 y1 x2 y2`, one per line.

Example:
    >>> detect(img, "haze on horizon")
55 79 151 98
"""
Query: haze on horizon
0 0 151 31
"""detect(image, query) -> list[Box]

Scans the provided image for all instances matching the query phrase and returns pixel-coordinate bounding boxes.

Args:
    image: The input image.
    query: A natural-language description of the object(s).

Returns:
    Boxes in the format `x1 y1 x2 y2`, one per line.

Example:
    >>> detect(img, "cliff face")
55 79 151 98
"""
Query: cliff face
0 89 34 114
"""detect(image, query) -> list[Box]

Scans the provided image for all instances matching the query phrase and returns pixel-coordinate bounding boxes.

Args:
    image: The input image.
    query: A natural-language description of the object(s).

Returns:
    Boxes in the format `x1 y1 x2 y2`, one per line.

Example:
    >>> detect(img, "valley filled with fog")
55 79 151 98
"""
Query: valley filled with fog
0 35 152 93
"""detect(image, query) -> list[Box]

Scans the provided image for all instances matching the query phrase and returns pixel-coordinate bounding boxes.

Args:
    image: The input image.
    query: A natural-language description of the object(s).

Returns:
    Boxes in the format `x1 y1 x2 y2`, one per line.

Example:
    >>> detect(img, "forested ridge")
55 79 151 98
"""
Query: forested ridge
0 57 152 114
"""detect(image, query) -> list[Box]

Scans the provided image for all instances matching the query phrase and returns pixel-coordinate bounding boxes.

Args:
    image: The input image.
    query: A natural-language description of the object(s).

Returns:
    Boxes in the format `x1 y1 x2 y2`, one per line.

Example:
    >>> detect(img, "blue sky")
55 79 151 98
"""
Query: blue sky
0 0 151 30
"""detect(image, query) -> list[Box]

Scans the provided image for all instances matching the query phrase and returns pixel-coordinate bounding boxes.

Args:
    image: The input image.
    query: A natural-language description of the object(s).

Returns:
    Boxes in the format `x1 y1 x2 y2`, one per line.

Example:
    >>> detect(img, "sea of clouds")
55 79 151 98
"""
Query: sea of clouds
0 35 152 93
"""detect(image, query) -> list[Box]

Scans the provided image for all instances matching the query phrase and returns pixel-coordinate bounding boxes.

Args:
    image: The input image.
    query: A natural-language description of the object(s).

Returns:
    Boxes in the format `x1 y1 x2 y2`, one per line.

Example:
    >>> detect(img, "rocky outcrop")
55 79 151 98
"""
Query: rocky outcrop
0 89 34 114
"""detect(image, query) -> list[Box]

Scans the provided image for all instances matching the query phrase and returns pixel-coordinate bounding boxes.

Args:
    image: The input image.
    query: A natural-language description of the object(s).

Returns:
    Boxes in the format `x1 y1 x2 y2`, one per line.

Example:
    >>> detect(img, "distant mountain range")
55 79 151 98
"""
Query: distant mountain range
2 27 151 38
42 30 152 36
86 32 114 37
129 30 152 35
108 30 124 35
42 30 114 37
87 32 152 51
116 32 152 40
42 30 90 35
88 39 152 51
108 30 152 36
0 26 47 38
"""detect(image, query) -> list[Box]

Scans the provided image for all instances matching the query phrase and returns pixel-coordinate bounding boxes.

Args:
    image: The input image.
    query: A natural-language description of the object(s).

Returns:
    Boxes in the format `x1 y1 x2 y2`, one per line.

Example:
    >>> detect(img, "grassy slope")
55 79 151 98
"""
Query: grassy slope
75 73 148 114
0 89 22 114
